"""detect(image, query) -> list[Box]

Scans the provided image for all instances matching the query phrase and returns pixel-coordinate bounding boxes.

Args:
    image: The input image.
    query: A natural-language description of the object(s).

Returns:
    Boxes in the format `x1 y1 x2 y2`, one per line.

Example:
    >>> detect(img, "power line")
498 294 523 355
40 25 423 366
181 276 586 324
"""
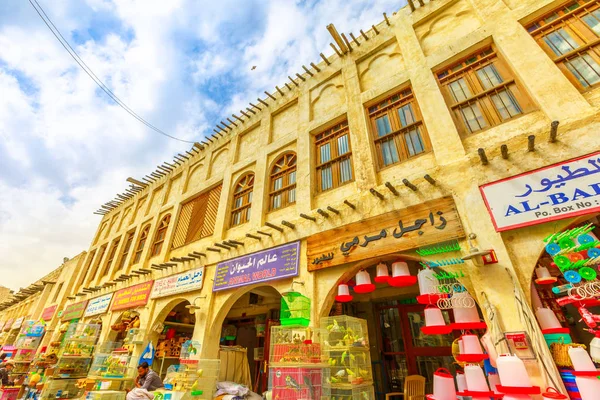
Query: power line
28 0 196 144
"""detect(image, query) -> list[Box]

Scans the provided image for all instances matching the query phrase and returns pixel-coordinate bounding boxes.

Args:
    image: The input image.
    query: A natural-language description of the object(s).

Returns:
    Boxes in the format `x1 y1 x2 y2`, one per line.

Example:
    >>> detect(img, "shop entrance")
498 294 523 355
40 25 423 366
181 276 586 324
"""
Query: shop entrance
218 286 281 394
153 300 194 378
377 303 455 393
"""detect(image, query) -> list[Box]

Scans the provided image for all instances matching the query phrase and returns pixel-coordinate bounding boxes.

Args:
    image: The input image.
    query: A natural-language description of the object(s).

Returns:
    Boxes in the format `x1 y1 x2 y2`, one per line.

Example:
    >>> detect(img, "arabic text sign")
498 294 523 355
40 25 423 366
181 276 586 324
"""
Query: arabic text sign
480 151 600 231
41 305 58 321
307 197 465 271
62 300 88 321
213 241 300 291
111 281 154 311
84 293 113 317
151 267 205 299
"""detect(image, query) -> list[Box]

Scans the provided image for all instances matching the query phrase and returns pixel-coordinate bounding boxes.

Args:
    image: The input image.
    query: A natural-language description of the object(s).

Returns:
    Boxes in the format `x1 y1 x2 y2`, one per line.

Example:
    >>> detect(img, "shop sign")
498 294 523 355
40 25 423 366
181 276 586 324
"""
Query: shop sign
111 281 154 311
307 197 465 271
41 305 58 321
480 151 600 231
3 319 13 332
62 300 88 321
213 241 300 292
84 293 113 317
11 317 25 330
151 267 205 299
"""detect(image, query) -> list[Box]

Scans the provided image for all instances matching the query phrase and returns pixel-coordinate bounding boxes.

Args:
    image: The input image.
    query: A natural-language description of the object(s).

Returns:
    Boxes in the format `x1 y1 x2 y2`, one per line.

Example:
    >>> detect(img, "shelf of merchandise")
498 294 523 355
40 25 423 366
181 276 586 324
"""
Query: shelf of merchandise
38 323 101 400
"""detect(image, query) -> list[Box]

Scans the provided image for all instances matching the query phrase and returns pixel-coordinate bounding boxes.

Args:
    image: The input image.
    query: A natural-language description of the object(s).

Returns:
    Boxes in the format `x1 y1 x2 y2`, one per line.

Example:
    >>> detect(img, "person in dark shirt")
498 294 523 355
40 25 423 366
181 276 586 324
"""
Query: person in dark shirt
135 362 163 391
0 361 15 386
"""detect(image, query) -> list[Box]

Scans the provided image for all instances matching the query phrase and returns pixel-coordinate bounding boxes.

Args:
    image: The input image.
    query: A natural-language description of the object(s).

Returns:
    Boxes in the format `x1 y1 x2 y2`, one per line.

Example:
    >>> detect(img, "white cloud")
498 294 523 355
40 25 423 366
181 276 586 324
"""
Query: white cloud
0 0 403 289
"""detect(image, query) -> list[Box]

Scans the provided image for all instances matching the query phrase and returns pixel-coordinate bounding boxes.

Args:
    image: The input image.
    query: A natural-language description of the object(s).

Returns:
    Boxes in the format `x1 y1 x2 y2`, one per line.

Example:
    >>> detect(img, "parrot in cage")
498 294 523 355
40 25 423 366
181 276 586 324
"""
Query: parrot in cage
285 375 301 391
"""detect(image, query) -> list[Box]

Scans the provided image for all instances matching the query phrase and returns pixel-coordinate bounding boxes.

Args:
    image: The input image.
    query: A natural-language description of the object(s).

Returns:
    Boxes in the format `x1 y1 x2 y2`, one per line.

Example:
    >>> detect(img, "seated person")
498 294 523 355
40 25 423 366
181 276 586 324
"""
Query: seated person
135 362 164 391
0 361 15 386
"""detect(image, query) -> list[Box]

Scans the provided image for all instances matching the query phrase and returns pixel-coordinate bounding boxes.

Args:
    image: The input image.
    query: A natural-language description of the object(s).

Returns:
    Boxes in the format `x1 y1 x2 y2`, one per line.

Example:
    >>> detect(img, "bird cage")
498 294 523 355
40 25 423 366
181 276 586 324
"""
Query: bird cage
269 325 324 365
268 366 330 400
280 291 311 327
331 382 375 400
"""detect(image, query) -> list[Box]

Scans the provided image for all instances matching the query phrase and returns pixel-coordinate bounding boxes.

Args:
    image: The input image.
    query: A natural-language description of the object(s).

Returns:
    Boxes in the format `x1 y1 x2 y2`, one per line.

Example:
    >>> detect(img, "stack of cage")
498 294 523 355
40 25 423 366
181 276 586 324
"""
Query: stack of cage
87 341 137 395
321 316 375 400
268 325 330 400
12 321 45 378
189 359 221 399
40 323 101 400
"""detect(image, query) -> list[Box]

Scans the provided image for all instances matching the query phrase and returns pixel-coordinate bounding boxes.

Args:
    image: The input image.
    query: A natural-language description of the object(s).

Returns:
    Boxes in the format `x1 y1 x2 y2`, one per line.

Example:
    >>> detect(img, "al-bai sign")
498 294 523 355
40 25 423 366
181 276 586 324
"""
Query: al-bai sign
307 196 465 271
111 281 154 311
151 267 205 299
213 241 300 291
480 151 600 231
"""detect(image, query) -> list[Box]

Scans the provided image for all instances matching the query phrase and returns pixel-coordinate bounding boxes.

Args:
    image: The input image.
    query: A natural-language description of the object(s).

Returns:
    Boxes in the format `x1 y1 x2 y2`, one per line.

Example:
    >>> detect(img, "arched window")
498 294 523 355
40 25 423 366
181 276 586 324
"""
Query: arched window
231 173 254 227
150 215 171 257
269 153 296 211
132 224 151 265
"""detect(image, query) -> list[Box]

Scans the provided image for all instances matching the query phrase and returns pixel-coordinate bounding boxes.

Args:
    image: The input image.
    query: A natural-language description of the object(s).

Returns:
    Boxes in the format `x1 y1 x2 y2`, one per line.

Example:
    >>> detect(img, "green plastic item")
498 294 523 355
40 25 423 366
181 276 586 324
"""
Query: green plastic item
280 291 310 327
190 390 204 396
416 240 461 256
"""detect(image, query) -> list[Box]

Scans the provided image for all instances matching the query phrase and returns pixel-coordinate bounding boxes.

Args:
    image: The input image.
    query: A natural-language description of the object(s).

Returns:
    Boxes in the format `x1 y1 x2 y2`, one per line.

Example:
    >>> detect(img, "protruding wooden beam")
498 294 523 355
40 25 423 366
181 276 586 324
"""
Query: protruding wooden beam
501 144 509 159
188 253 202 259
226 117 238 127
206 247 221 253
214 243 231 250
163 262 177 267
302 65 314 76
257 230 271 237
344 200 356 209
326 23 349 54
417 0 425 6
372 25 379 34
360 29 369 40
295 73 306 82
528 135 535 152
402 179 418 191
249 102 261 111
245 107 256 115
310 63 321 72
246 233 261 240
424 175 436 185
232 114 244 123
349 33 360 46
385 182 399 196
320 53 330 65
281 220 295 229
193 142 204 150
478 148 489 165
229 240 244 246
384 12 391 24
151 264 163 270
370 188 384 200
317 209 329 218
127 177 147 187
239 110 251 119
275 86 285 96
285 82 292 90
549 120 559 143
330 43 343 57
180 257 194 262
327 206 340 215
257 97 269 107
341 33 353 52
264 91 276 100
265 222 284 232
300 213 316 222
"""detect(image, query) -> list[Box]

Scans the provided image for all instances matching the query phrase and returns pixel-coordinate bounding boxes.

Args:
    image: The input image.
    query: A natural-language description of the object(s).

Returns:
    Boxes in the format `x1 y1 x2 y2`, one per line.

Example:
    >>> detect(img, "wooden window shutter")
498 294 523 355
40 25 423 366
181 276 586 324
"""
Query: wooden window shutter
172 184 222 248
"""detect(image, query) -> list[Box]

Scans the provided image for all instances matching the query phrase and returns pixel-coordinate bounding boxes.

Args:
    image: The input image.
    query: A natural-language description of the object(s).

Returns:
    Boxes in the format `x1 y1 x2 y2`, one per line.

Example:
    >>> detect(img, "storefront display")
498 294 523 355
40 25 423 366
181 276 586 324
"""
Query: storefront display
39 323 100 400
86 342 137 399
154 302 194 377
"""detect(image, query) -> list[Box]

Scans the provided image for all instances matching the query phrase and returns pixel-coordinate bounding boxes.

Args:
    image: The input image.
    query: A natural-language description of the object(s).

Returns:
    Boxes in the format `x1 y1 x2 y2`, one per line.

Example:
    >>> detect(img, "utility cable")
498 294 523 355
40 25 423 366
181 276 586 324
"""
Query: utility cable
28 0 196 144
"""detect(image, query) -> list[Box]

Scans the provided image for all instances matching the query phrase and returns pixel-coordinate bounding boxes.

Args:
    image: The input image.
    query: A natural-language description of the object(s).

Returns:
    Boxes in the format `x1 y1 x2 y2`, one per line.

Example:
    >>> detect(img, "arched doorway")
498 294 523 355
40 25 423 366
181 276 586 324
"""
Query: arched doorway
530 215 600 395
213 285 283 394
150 299 193 378
323 256 485 396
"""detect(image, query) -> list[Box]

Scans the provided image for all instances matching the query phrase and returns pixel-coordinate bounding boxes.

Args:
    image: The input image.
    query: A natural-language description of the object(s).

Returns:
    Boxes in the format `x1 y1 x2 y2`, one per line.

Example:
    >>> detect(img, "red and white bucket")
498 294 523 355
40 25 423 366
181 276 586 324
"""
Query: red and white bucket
433 368 457 400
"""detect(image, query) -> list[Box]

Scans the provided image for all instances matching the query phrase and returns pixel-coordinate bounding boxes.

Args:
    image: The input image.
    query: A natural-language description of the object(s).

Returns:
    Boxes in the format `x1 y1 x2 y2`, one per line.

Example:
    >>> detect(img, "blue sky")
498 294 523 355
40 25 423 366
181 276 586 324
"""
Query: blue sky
0 0 403 289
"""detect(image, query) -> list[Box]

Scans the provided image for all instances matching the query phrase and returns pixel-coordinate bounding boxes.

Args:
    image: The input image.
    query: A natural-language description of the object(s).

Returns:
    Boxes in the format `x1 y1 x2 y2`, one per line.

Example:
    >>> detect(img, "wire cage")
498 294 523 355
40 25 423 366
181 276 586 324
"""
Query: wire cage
331 382 376 400
38 378 86 400
89 342 137 379
321 316 369 350
326 347 373 386
85 391 126 400
280 292 311 327
268 366 331 400
269 326 324 365
190 359 221 399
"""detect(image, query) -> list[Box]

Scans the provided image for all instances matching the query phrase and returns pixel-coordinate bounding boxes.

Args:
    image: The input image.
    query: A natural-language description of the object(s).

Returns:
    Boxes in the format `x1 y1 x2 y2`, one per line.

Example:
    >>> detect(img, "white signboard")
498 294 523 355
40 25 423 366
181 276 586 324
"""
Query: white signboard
151 267 205 299
11 317 24 330
84 293 113 317
480 151 600 231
